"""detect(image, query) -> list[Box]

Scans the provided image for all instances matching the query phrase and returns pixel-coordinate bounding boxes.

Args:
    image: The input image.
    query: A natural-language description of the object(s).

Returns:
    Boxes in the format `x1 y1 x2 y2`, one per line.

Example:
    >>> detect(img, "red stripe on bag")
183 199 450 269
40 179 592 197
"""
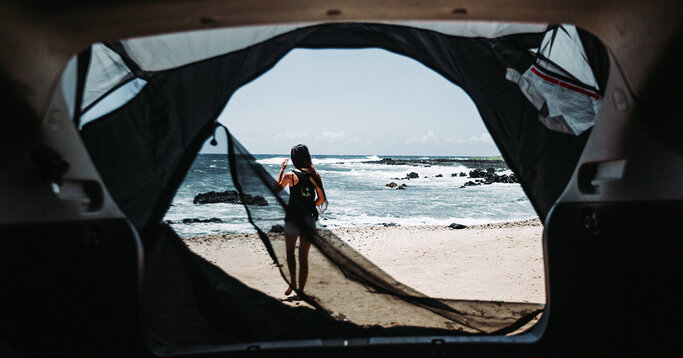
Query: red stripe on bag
530 67 600 100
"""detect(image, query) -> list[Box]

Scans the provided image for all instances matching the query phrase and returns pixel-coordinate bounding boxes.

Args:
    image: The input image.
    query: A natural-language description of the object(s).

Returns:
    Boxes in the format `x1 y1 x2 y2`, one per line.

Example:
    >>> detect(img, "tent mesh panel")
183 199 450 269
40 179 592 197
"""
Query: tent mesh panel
221 129 543 334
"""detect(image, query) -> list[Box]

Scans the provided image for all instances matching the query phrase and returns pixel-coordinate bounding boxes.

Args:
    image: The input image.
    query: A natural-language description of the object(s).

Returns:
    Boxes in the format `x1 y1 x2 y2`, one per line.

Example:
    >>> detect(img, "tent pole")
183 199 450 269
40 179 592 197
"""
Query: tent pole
73 47 91 129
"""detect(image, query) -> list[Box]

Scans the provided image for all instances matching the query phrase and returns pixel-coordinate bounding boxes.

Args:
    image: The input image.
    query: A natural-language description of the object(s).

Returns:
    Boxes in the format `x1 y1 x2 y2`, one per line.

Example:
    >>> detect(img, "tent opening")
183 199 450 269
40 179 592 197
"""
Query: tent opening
164 48 545 328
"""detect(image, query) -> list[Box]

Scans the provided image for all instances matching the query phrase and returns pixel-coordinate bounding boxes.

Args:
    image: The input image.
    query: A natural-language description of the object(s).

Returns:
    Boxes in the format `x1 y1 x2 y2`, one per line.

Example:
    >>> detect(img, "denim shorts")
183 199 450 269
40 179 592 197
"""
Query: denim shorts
283 216 317 237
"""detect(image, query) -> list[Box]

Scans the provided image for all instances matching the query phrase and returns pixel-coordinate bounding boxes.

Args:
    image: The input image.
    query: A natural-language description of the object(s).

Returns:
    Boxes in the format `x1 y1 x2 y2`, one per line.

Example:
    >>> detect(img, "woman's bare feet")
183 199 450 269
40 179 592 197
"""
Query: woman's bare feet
284 285 296 296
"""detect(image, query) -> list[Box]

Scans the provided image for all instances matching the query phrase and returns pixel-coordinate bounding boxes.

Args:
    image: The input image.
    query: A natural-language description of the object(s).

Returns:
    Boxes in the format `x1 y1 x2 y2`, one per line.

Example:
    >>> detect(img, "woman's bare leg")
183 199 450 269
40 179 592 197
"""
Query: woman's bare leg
298 235 312 293
284 234 297 295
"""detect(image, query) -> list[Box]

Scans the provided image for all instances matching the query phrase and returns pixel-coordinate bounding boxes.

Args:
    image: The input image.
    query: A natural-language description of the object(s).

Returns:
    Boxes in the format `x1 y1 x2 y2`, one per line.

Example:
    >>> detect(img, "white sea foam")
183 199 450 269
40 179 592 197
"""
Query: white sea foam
255 157 290 165
256 155 380 166
169 222 258 237
321 164 471 180
319 213 501 228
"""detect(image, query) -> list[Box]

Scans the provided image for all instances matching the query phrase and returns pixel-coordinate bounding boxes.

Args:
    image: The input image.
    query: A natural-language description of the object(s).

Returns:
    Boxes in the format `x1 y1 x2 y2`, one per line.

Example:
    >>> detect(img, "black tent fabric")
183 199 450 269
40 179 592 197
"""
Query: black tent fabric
77 22 603 348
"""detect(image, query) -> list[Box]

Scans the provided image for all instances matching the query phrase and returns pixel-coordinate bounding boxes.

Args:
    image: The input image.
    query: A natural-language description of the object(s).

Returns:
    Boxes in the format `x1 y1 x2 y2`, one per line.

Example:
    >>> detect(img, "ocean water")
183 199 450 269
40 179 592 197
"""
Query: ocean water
165 154 537 237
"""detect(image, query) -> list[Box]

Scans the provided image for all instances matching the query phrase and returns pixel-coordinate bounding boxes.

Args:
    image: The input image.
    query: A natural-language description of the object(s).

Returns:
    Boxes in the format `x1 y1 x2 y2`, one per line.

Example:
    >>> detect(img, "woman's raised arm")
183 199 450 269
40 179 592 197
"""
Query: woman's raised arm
274 159 291 193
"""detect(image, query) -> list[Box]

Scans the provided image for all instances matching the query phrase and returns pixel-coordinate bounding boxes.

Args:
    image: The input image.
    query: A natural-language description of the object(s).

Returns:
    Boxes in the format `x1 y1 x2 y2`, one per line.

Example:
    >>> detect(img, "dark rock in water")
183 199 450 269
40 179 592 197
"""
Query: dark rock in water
463 181 479 187
248 196 268 206
270 224 284 233
459 172 467 177
502 174 519 183
376 158 396 165
467 168 519 184
469 169 488 178
451 173 458 177
380 222 398 227
397 183 407 190
449 223 467 230
499 174 518 183
483 173 498 184
181 217 223 224
435 174 443 177
194 190 268 206
364 157 509 170
406 172 419 179
386 182 398 188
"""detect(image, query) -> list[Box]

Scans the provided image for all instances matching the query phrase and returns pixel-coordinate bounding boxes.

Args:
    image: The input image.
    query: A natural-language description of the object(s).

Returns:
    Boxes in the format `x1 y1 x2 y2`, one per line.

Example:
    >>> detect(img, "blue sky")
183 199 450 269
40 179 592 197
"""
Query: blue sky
203 48 500 156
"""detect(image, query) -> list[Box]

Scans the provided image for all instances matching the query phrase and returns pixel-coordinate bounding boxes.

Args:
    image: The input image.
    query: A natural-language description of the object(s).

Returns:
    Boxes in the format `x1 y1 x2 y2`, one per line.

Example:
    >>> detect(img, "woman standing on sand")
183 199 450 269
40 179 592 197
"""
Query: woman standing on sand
274 144 327 296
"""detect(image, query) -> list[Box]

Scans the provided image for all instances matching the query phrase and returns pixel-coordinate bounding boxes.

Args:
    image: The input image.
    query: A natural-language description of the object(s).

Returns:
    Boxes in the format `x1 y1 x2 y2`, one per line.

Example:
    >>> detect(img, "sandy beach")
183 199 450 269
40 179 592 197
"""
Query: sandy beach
183 218 545 327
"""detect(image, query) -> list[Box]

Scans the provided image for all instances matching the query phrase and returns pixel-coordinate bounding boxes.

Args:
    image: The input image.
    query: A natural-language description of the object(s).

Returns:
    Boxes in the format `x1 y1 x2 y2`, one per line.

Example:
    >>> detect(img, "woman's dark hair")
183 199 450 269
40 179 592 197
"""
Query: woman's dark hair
291 144 327 212
291 144 322 188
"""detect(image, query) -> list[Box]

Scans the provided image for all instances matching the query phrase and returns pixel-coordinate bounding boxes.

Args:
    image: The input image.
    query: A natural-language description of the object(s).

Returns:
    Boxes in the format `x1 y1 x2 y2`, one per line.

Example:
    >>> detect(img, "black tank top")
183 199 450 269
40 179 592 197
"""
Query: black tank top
285 170 318 221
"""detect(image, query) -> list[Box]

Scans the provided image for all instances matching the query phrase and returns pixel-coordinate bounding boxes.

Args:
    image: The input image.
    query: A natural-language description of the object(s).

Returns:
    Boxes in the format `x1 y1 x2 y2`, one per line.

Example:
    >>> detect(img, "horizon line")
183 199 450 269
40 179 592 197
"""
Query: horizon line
199 152 503 157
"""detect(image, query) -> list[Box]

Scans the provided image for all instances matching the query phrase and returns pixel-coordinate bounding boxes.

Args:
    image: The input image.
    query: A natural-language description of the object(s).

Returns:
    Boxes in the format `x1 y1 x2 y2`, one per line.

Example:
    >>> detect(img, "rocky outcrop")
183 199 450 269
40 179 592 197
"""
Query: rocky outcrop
165 217 223 224
464 168 519 186
493 173 518 184
449 223 467 229
397 183 407 190
380 222 398 227
469 168 489 178
193 190 268 206
381 164 519 188
270 224 284 233
365 157 508 171
390 172 420 181
183 217 223 224
461 181 479 188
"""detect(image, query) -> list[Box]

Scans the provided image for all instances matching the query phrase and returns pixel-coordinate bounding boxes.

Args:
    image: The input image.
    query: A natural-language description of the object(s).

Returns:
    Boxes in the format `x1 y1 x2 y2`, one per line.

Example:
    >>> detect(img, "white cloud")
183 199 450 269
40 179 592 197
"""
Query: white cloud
445 132 493 144
315 131 346 141
274 130 308 140
405 130 436 144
